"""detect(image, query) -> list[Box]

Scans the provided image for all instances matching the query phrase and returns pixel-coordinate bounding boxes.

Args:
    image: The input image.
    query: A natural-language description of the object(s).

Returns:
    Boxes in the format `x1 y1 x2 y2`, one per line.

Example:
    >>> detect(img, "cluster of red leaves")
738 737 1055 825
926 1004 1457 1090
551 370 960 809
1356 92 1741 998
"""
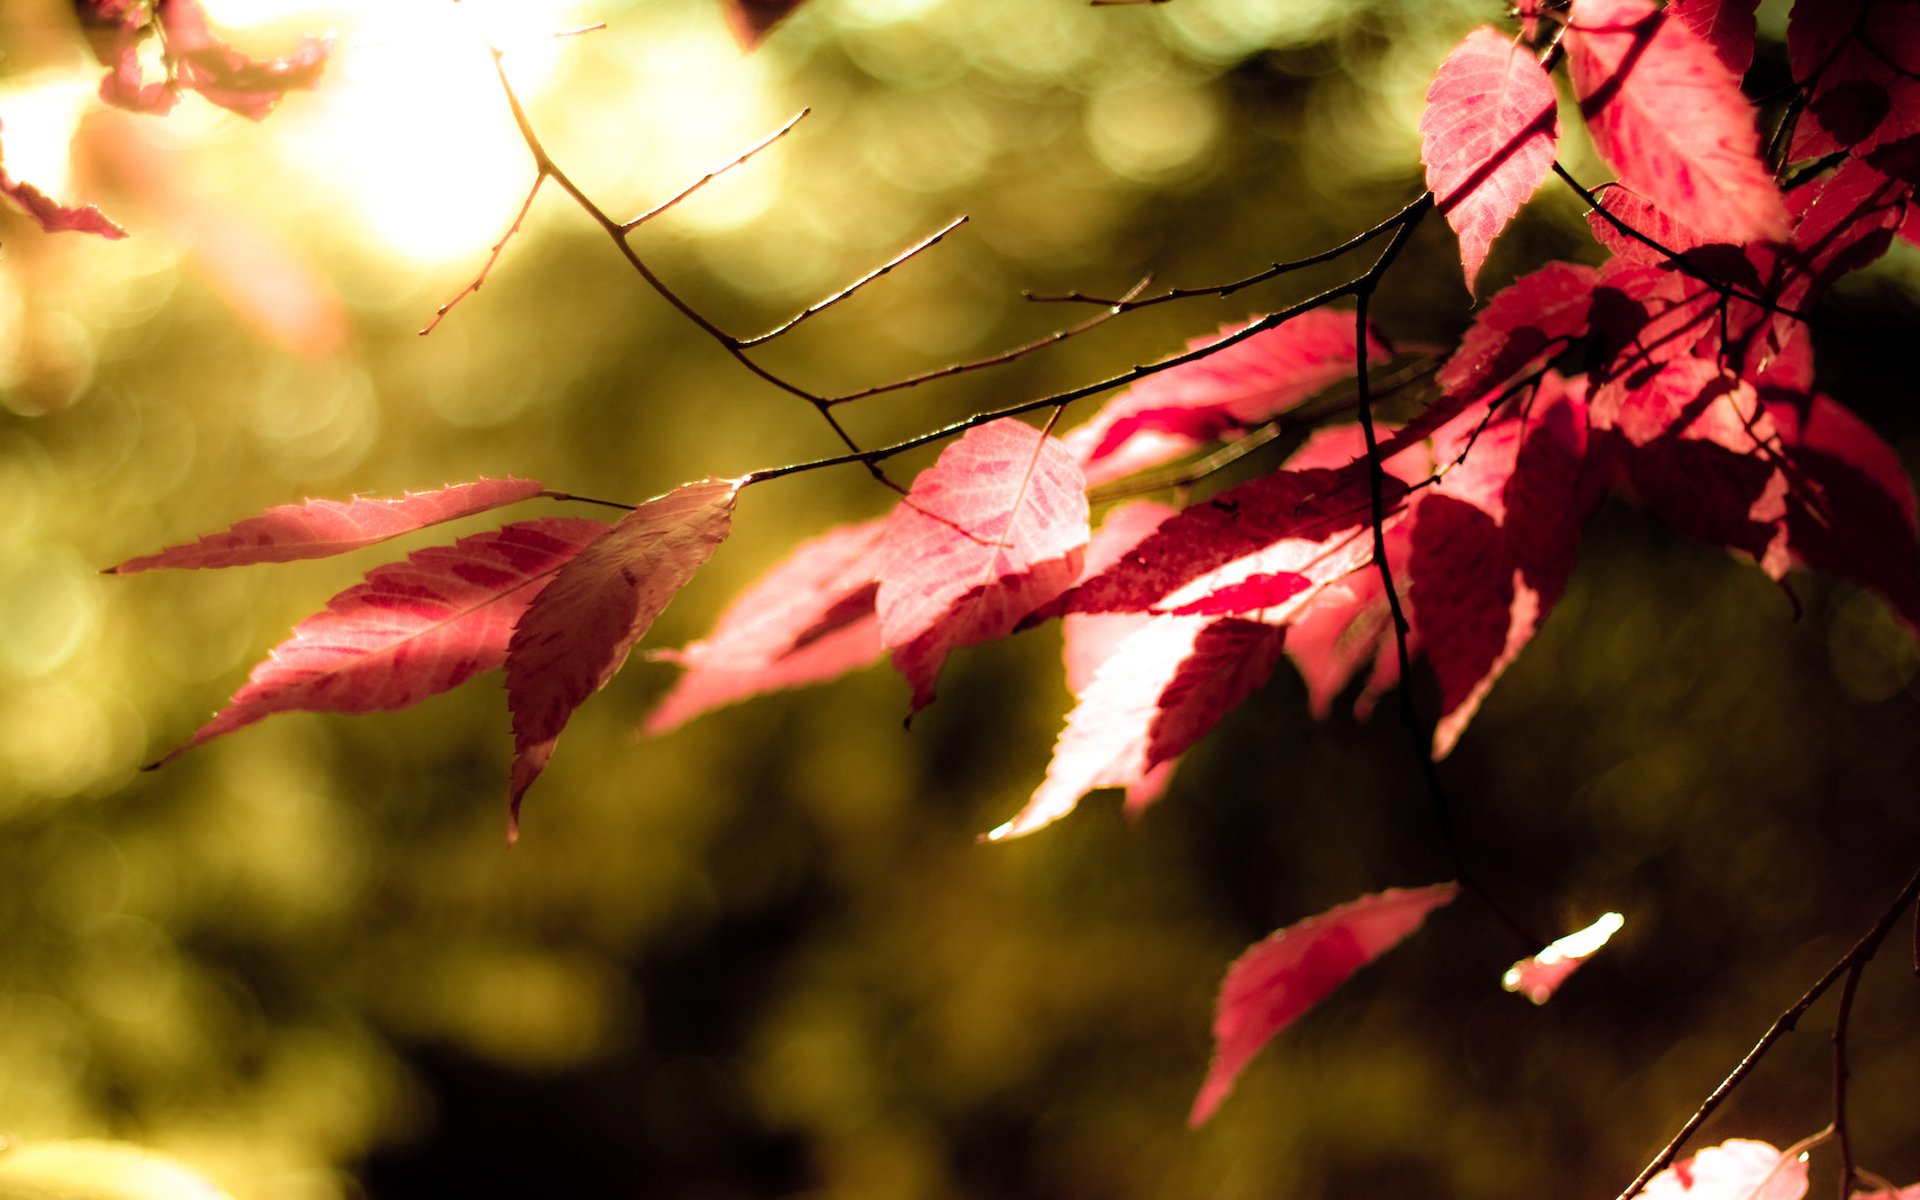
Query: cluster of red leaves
2 0 328 240
106 0 1920 1137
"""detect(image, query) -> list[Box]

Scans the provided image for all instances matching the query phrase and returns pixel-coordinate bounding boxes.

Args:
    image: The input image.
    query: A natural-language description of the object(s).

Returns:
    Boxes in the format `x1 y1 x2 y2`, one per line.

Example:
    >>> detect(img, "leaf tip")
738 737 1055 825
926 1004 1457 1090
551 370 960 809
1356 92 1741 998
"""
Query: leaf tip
1502 910 1624 1004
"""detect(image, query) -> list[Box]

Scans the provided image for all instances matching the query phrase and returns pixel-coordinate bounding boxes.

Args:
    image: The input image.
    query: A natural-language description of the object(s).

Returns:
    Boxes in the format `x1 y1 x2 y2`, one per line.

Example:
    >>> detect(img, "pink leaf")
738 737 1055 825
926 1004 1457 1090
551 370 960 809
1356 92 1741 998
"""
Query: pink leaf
1437 262 1598 401
1585 183 1717 265
506 479 741 838
1055 463 1391 618
1419 27 1560 295
878 419 1089 711
1162 572 1311 617
150 517 606 768
108 478 547 573
1789 1 1920 157
1566 0 1789 245
1771 393 1920 633
1409 391 1590 757
1502 910 1624 1003
1667 0 1761 76
1634 1139 1809 1200
644 518 886 734
1190 882 1459 1125
988 616 1287 842
1064 311 1389 485
719 0 811 49
0 146 127 239
157 0 330 120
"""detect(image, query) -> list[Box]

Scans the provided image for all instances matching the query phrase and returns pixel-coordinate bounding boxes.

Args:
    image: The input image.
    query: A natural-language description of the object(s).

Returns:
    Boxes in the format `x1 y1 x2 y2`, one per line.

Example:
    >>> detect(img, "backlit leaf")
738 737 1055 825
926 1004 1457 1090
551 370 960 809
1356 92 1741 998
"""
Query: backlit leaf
1566 0 1788 245
1502 910 1624 1003
1190 882 1459 1125
988 615 1286 842
506 479 740 838
878 419 1089 711
644 518 886 733
150 517 606 768
108 478 547 573
1064 311 1388 486
1420 27 1560 295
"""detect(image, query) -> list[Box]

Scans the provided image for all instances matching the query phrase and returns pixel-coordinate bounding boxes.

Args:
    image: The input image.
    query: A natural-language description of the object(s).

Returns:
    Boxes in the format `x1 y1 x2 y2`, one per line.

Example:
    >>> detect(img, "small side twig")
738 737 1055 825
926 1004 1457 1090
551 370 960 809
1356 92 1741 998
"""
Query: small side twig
420 173 547 336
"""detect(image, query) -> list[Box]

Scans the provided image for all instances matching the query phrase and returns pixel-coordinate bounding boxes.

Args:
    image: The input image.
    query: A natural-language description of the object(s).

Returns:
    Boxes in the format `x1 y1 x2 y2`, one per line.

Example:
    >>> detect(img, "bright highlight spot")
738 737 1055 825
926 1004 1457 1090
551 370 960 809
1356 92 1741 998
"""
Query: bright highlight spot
1502 910 1624 1005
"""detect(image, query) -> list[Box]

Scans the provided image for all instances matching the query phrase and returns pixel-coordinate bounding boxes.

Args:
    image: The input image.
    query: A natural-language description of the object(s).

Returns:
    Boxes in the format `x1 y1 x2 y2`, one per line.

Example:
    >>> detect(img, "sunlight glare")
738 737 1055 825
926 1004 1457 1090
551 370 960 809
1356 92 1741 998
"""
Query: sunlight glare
270 1 579 266
0 74 95 201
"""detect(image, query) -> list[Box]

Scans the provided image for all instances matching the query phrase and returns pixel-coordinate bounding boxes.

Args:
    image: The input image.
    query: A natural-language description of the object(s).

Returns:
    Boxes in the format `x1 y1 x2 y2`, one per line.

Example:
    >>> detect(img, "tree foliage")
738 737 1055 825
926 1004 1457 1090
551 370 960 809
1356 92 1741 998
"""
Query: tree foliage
5 0 1920 1195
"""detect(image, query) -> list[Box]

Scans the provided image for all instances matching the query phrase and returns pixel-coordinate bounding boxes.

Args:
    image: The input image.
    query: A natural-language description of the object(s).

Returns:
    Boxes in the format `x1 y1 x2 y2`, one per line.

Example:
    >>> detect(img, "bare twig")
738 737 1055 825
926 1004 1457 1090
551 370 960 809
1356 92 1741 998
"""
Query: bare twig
420 173 547 336
622 108 811 230
1831 956 1867 1200
741 216 969 346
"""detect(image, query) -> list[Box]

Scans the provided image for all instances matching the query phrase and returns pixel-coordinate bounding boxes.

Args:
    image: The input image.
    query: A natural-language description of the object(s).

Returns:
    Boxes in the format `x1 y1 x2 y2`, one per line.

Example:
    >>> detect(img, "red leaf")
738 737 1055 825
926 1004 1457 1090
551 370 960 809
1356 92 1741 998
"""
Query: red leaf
1566 0 1788 245
157 0 330 120
644 518 886 734
1064 311 1388 485
1410 391 1590 756
1189 882 1458 1125
988 617 1287 842
0 152 127 239
1789 1 1920 157
1634 1139 1809 1200
1419 27 1560 295
108 478 547 573
150 517 606 768
1056 463 1392 618
1585 183 1716 265
719 0 810 49
1501 910 1624 1003
1772 393 1920 633
506 479 741 838
1437 262 1598 401
878 419 1089 711
1667 0 1761 76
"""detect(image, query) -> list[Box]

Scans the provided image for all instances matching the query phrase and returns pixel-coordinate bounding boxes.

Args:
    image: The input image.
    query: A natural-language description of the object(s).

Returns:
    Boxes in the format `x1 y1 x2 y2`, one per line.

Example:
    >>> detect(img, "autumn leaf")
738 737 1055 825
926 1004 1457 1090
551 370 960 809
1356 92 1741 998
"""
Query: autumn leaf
149 517 607 769
988 616 1287 842
1566 0 1788 245
1788 0 1920 158
644 518 886 734
1409 389 1591 757
720 0 811 49
0 140 127 238
1063 311 1389 485
877 419 1089 712
506 479 741 839
1667 0 1761 76
1054 463 1392 619
1502 910 1624 1003
107 478 547 573
1190 882 1459 1125
1437 262 1598 402
1634 1138 1809 1200
157 0 330 120
1419 27 1560 295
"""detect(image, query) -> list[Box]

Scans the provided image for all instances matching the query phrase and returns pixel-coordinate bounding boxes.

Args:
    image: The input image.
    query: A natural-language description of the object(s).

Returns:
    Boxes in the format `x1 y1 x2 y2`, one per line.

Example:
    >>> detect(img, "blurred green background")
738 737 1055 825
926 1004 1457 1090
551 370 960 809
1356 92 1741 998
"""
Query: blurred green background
2 0 1919 1196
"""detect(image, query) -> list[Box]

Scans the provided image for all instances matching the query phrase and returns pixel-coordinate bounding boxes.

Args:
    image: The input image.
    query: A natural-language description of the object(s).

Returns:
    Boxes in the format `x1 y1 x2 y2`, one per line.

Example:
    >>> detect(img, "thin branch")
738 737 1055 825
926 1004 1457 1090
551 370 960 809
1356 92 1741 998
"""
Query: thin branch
1614 861 1920 1200
1831 956 1867 1200
1552 162 1814 325
827 274 1155 407
1024 193 1431 312
419 172 547 336
540 489 638 512
741 216 969 346
622 108 811 231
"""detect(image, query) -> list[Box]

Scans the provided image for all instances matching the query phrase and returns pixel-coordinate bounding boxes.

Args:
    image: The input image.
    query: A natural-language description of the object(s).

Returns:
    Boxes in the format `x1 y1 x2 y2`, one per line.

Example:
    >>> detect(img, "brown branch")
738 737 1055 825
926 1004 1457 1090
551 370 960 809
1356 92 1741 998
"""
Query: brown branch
741 216 969 346
1831 956 1868 1200
419 173 547 336
621 108 811 231
1614 861 1920 1200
